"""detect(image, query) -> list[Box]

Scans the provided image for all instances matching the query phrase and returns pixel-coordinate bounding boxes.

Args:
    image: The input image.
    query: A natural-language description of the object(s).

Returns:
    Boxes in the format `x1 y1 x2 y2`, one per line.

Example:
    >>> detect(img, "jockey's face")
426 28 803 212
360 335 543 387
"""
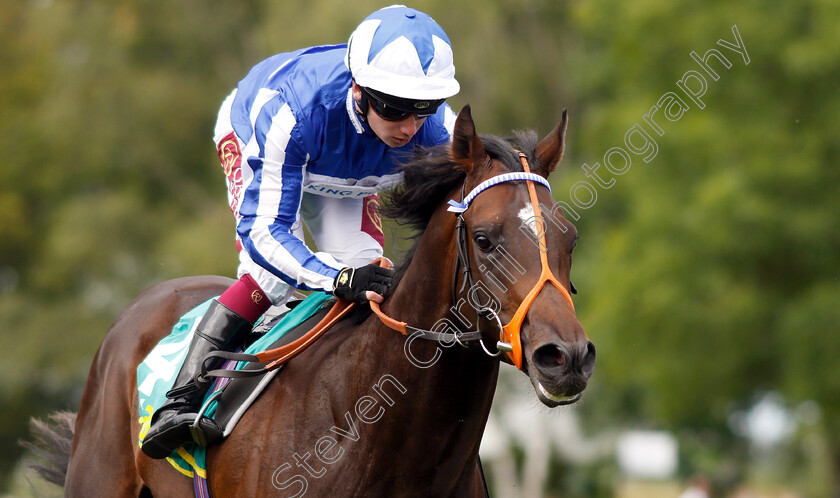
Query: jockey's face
353 83 427 148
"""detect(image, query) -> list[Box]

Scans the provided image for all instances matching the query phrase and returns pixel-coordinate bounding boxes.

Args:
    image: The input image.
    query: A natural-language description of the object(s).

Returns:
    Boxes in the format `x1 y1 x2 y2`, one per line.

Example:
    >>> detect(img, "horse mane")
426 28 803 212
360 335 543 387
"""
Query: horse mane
382 129 539 290
383 131 538 232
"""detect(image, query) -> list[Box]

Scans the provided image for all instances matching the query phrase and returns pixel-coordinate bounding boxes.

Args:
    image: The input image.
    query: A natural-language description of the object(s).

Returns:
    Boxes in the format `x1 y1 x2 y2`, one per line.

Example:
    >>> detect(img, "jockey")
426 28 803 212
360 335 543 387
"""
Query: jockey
141 5 460 459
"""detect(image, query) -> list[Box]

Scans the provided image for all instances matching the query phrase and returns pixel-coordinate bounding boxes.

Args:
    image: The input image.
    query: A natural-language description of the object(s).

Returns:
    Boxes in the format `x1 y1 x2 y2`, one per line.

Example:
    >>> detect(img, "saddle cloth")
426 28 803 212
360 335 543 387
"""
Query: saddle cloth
136 292 333 478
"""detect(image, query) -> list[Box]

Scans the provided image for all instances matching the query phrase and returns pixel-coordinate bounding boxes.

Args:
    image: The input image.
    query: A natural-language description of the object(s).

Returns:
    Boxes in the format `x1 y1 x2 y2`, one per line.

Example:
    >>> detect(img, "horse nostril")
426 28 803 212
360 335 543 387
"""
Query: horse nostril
533 344 565 371
581 340 596 377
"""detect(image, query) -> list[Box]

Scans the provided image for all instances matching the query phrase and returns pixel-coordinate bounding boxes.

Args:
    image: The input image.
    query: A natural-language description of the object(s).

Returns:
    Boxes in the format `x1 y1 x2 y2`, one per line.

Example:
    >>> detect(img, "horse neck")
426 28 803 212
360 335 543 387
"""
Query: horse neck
361 216 501 452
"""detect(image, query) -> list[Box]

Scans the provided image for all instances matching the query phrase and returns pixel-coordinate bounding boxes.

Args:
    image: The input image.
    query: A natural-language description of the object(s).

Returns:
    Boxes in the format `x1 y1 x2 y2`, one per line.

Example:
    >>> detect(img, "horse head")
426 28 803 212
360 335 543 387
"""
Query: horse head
447 105 595 407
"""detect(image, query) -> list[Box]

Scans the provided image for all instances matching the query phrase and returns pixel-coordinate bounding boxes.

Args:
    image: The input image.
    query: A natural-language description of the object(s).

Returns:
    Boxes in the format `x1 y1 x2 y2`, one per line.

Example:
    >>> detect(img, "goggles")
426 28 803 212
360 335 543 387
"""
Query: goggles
362 86 445 121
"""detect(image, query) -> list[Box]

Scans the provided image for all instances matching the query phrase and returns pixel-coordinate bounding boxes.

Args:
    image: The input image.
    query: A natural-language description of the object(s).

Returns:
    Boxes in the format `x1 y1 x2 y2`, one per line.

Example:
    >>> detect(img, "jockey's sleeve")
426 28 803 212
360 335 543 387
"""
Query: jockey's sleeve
236 104 343 292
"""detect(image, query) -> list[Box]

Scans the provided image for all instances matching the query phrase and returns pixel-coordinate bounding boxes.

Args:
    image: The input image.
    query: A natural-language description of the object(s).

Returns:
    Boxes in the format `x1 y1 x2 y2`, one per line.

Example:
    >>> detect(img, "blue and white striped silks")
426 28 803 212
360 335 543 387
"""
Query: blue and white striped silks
221 44 456 294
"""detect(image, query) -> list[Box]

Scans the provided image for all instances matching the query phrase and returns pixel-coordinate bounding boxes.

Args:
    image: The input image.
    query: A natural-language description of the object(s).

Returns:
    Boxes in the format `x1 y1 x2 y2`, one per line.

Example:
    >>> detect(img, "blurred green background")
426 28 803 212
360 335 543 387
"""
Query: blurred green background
2 0 838 496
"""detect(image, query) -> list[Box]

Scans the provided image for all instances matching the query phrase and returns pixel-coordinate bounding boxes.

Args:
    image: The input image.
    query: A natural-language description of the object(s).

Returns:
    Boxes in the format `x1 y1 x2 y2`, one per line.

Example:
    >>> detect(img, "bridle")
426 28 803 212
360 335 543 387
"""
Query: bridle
372 151 576 370
203 152 575 381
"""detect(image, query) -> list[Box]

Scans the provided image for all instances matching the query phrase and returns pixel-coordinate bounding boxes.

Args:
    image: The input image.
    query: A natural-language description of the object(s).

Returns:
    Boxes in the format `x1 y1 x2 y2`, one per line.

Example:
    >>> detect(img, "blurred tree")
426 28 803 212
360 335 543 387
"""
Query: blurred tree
2 0 837 494
562 0 840 492
0 0 262 486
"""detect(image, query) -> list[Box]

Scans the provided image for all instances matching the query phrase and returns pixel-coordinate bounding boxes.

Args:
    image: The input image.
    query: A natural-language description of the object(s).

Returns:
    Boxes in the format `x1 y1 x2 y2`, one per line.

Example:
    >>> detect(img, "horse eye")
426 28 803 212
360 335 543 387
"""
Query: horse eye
473 234 494 252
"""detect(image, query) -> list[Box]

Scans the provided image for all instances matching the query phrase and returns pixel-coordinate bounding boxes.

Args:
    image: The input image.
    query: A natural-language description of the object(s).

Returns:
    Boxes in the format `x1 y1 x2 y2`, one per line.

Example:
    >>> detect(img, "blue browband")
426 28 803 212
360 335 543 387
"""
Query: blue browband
446 172 552 213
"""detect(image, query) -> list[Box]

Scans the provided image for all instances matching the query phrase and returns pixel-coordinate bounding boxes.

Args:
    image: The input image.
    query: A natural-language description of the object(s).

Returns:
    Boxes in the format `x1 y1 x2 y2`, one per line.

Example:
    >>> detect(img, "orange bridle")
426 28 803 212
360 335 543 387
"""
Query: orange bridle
369 152 575 370
498 153 575 369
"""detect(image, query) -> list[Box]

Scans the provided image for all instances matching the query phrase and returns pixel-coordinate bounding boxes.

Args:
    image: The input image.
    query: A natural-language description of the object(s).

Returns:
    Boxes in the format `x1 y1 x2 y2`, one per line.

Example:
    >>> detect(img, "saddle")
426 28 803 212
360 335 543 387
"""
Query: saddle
204 296 338 436
136 292 358 477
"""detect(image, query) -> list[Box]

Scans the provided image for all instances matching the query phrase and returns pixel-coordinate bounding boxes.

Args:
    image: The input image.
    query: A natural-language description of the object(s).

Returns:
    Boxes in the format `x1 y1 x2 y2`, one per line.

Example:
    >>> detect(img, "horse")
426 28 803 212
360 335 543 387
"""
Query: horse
27 105 595 497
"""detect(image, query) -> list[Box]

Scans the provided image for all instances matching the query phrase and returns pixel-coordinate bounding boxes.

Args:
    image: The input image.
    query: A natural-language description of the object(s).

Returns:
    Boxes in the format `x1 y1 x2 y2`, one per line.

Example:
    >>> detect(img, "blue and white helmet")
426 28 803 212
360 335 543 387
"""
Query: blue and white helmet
345 5 460 101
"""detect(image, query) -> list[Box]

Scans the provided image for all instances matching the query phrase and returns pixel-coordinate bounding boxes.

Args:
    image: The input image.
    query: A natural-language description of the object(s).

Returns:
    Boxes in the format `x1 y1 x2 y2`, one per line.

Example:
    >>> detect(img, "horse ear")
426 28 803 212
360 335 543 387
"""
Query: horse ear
450 104 489 174
534 109 568 177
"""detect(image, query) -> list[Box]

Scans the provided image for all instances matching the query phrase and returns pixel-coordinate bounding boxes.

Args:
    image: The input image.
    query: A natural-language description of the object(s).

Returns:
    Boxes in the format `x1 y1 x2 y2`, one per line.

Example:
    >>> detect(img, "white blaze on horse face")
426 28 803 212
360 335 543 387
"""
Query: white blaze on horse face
518 204 539 237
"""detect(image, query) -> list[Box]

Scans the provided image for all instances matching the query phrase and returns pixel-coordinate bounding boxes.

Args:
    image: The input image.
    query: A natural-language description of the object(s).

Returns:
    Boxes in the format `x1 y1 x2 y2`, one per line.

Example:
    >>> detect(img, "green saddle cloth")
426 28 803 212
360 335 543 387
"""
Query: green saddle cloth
136 292 331 478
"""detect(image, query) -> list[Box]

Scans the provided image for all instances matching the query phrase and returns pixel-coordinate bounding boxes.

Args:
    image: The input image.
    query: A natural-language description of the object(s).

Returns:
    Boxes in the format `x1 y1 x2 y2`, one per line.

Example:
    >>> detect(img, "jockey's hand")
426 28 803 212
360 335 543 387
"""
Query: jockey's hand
333 264 394 303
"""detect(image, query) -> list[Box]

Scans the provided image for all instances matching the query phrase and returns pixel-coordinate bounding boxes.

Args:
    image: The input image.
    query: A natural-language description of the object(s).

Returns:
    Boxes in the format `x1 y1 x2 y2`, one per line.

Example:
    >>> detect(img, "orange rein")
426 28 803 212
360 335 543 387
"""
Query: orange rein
257 154 575 371
255 257 395 369
254 298 356 369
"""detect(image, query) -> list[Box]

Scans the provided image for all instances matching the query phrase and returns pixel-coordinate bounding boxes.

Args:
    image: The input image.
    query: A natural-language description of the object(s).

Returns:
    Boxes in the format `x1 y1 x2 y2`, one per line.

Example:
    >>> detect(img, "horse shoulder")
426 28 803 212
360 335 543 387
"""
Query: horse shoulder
205 320 381 493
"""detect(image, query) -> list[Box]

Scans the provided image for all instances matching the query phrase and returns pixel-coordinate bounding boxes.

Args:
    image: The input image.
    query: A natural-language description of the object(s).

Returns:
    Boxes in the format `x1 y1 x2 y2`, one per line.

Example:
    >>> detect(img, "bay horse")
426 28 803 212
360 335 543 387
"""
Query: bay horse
28 106 594 497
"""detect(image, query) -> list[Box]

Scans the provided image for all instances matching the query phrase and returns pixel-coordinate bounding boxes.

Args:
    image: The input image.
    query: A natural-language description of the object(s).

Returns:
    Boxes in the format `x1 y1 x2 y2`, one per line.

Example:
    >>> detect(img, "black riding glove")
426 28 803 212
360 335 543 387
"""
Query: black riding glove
333 264 394 303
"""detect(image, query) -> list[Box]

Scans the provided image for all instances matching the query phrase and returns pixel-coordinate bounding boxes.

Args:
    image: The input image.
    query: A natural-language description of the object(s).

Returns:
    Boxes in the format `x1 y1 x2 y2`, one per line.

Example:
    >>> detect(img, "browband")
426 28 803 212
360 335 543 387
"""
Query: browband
446 172 551 213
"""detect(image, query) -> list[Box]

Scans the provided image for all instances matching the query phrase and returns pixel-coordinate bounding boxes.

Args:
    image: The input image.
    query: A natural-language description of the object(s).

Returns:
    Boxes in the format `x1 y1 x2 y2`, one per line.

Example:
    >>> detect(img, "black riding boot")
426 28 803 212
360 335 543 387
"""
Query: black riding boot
141 300 252 459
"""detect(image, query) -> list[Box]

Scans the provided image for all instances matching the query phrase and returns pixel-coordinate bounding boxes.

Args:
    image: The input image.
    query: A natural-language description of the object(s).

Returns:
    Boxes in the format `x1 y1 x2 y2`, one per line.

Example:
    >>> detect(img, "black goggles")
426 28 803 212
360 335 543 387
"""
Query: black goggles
362 87 445 121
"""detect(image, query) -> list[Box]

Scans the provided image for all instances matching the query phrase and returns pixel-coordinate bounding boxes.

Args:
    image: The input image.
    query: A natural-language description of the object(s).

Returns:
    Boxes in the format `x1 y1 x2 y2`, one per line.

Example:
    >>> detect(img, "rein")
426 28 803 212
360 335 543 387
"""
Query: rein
202 152 574 379
366 258 484 345
200 257 482 382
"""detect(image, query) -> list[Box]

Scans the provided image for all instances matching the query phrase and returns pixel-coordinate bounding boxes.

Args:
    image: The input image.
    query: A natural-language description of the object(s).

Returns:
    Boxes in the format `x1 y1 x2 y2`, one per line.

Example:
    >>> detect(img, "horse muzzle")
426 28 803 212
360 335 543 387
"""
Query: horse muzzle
526 339 596 407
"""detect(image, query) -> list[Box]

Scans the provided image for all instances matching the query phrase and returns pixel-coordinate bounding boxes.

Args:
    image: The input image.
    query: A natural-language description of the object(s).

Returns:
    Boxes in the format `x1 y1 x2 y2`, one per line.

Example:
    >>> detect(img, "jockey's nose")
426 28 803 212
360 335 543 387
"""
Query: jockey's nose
399 115 421 136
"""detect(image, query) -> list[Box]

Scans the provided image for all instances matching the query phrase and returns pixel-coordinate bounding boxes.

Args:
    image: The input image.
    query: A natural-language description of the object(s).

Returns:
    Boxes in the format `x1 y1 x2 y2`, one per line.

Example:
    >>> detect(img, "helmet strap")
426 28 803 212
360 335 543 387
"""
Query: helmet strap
350 81 388 145
352 80 370 123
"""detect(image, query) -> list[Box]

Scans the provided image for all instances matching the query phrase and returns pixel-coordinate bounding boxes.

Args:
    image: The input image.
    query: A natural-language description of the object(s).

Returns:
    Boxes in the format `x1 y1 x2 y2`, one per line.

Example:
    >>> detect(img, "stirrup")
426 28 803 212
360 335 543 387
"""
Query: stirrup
190 390 224 447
